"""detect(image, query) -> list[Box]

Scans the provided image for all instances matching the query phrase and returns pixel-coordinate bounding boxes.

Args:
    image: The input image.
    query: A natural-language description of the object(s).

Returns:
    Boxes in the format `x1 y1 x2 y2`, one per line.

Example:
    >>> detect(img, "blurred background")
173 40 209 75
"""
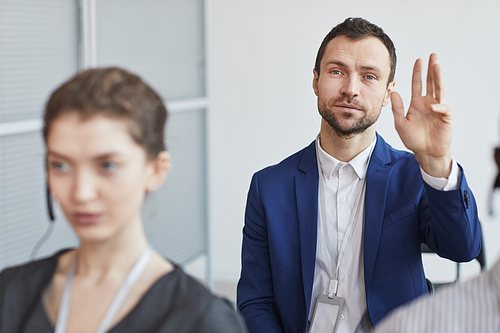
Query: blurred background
1 0 499 302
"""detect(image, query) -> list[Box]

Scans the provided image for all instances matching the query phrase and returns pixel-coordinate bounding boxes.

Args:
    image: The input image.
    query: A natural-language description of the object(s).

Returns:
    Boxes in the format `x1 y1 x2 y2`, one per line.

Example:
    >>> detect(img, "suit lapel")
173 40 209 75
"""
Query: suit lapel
363 135 393 288
294 136 394 313
295 141 319 317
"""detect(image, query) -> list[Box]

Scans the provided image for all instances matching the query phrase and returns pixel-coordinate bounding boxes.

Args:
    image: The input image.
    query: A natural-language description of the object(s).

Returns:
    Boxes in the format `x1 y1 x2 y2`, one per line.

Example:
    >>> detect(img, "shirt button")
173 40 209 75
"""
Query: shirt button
341 274 347 281
340 314 345 320
341 197 347 203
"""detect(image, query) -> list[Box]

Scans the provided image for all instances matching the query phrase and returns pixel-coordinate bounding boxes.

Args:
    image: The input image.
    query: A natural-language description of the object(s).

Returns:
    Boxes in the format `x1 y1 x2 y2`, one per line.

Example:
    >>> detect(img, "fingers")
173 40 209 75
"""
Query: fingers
429 103 453 125
411 58 423 99
390 91 405 126
426 54 437 97
416 54 446 104
429 103 450 115
426 53 445 103
432 62 445 104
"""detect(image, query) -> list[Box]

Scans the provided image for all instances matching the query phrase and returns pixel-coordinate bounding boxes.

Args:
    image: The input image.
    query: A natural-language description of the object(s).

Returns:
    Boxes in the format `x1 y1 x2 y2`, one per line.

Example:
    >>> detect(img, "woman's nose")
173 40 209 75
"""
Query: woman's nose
72 170 97 203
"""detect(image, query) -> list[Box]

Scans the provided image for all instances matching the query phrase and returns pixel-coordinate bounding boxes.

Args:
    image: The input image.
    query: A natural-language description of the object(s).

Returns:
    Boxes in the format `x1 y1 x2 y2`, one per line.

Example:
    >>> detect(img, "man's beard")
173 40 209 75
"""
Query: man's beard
318 97 382 138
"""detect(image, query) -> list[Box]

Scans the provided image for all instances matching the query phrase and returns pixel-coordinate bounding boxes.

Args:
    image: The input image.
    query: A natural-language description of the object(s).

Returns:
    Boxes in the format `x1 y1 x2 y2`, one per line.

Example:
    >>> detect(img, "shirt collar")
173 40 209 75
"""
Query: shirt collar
315 134 377 180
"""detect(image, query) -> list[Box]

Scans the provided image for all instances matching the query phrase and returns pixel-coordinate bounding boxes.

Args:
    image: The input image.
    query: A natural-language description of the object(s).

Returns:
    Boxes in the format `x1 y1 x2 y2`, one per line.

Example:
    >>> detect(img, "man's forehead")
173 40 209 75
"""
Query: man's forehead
321 35 391 73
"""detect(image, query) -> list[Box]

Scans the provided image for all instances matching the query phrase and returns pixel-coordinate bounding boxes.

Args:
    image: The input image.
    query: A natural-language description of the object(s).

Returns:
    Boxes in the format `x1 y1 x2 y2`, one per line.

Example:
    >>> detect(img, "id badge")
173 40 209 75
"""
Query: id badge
308 294 345 333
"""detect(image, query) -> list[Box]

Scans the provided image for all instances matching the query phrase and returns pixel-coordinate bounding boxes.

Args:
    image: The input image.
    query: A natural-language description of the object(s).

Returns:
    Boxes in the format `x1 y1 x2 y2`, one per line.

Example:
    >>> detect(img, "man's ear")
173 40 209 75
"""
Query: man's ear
383 80 396 107
313 69 319 96
146 151 171 192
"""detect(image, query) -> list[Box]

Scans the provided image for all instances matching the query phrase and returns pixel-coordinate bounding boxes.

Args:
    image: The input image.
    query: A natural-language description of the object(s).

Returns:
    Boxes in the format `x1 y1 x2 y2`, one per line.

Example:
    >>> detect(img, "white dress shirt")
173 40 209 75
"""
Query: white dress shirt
310 135 460 333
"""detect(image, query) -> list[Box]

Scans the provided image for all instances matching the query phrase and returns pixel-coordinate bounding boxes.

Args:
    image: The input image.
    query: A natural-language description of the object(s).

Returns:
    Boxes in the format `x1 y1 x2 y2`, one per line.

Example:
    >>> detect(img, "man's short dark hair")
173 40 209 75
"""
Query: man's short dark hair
314 17 397 84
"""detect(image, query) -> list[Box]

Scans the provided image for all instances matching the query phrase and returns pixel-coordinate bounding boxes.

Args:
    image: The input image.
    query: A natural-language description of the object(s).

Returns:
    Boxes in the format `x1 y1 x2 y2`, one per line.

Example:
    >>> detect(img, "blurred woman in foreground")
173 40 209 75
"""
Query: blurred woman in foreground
0 68 247 333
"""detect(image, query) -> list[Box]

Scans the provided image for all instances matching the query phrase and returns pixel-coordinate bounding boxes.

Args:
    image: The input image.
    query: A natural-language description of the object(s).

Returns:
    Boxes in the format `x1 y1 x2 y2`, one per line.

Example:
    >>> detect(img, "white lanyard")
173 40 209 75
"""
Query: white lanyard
54 244 153 333
316 143 373 298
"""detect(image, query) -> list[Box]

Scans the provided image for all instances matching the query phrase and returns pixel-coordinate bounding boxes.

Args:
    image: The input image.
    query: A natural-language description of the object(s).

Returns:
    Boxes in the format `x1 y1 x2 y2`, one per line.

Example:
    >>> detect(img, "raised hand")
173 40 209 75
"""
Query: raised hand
391 53 453 178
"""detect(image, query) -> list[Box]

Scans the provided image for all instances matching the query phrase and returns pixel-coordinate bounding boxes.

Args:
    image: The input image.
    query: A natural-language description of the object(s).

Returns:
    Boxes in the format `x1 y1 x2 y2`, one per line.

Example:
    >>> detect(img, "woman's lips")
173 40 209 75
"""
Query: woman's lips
73 213 102 226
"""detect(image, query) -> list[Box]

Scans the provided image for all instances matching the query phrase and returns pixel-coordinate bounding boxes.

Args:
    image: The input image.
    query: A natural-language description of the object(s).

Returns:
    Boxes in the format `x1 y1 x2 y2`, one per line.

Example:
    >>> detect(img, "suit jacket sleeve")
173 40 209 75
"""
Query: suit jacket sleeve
357 138 481 326
237 173 285 333
420 166 481 262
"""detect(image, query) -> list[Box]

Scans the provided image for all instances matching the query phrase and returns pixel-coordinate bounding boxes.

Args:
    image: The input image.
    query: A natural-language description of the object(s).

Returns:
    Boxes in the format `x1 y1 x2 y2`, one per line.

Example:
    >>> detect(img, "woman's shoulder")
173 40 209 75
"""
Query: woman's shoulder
155 267 247 332
0 249 71 290
195 294 248 332
160 266 222 305
0 249 73 333
118 265 247 333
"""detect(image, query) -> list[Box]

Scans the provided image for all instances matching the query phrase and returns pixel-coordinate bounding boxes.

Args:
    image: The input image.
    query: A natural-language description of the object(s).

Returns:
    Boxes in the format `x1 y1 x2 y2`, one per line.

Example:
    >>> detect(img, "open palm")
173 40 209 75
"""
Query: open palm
391 53 453 177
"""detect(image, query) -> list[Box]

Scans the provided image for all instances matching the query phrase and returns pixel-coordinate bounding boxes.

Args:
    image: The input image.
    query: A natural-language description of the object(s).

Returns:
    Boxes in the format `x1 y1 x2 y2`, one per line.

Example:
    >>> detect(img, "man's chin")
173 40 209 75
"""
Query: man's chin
327 120 372 137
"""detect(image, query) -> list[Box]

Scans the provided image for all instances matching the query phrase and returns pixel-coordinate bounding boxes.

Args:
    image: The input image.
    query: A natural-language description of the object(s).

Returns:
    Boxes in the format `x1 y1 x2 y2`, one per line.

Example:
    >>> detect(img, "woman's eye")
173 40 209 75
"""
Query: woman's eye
101 161 118 173
50 161 69 173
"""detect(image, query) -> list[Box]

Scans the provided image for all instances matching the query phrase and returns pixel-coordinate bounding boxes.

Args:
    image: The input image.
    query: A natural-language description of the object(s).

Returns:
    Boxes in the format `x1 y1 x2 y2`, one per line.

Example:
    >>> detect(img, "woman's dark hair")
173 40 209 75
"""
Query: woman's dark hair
43 67 167 159
315 17 397 85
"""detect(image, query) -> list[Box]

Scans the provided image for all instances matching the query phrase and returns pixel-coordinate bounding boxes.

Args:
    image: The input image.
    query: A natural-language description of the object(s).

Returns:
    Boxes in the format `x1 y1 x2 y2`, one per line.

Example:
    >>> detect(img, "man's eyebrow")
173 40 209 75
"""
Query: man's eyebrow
323 61 384 76
324 60 347 68
359 65 383 76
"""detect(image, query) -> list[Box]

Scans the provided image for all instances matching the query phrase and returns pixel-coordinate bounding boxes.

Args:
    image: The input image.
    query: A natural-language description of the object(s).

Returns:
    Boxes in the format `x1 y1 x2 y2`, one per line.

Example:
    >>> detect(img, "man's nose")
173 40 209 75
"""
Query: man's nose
340 76 359 98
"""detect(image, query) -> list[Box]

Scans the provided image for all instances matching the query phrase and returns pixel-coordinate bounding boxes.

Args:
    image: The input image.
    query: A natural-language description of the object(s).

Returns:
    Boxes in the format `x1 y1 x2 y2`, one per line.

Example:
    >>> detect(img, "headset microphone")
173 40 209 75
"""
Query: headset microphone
46 183 55 222
29 180 56 260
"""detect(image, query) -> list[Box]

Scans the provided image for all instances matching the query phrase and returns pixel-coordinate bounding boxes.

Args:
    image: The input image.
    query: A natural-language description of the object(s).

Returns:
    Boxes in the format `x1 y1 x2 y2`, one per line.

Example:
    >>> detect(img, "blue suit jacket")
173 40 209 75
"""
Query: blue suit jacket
237 135 481 333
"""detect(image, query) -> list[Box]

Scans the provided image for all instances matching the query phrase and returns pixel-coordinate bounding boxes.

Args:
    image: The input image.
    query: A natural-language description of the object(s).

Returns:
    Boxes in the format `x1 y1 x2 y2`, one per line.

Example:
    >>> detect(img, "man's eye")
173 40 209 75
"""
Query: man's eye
331 70 342 75
365 75 376 80
50 161 70 172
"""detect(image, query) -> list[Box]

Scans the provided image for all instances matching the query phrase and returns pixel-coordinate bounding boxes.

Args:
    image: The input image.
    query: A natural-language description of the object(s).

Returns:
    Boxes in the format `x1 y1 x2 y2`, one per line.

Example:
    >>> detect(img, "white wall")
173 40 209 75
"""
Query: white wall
208 0 500 283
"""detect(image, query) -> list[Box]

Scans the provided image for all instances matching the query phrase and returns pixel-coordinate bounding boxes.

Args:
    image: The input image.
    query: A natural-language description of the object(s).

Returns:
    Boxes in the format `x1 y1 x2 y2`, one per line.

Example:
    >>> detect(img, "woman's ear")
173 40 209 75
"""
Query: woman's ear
146 151 171 192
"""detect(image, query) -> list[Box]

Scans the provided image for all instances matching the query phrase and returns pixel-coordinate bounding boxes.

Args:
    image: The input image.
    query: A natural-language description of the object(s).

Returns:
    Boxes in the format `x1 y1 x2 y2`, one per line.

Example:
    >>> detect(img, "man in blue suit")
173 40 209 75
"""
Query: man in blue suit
237 17 481 333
